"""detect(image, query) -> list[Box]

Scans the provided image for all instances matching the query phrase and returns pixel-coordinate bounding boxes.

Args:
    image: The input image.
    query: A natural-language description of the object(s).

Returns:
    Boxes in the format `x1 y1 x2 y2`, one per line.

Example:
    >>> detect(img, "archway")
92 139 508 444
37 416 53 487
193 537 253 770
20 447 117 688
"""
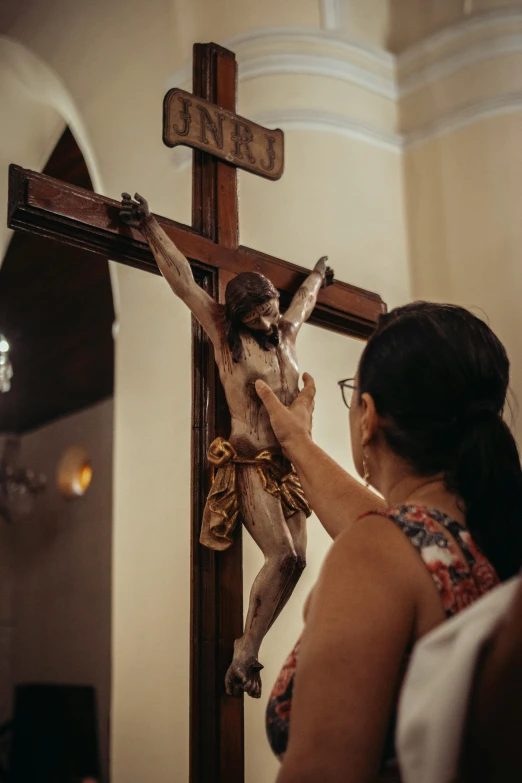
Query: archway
0 126 114 781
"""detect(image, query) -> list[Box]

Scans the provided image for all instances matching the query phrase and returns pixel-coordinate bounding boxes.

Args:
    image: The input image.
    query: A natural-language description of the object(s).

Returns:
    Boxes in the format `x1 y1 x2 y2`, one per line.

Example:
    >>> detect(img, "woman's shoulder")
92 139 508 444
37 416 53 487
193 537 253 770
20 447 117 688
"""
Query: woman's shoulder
324 509 455 617
308 515 422 649
334 508 427 557
327 512 430 591
359 503 462 530
351 505 500 614
349 504 470 581
360 504 467 555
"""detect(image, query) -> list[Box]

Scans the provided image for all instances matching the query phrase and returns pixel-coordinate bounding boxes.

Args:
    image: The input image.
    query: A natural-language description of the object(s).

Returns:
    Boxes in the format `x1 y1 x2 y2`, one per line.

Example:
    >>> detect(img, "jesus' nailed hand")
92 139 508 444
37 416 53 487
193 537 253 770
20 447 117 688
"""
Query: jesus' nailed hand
120 192 334 699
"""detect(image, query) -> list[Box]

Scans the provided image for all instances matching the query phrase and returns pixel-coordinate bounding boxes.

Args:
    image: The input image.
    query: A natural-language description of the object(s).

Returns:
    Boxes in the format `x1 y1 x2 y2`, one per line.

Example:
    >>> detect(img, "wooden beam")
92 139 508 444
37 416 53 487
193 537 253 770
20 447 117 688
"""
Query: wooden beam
189 43 244 783
8 165 386 339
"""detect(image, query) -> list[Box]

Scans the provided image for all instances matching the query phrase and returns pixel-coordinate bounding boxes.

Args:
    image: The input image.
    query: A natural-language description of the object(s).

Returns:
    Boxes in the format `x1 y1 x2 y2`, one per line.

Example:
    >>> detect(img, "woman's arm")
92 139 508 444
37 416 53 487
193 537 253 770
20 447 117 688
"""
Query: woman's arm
256 374 386 539
277 516 416 783
287 433 385 539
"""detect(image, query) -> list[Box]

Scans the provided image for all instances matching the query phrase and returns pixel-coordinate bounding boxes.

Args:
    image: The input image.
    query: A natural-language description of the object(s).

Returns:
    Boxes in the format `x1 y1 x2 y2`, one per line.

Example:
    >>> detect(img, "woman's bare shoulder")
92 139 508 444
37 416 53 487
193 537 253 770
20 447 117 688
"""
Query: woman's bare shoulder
319 512 434 604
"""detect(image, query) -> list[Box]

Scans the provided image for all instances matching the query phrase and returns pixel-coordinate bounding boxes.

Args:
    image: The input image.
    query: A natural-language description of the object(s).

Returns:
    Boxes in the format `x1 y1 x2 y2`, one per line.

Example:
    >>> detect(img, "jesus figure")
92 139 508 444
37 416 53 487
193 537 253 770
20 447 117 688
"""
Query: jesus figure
120 193 333 698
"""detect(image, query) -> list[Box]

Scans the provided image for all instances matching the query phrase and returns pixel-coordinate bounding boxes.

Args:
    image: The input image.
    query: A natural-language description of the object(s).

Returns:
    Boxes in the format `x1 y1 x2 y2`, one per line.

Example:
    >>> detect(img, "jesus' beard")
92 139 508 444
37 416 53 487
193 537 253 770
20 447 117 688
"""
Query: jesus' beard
245 323 280 351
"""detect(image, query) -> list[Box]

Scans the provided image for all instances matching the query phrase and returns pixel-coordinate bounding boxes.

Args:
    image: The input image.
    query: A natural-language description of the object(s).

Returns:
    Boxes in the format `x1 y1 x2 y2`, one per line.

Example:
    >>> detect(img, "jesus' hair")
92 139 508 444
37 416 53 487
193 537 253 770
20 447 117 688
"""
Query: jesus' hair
224 272 280 362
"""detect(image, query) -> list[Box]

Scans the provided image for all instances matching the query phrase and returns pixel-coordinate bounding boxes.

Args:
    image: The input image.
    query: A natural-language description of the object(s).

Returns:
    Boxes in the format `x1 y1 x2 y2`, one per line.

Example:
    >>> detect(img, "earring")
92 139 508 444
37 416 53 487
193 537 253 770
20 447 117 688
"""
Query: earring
362 450 371 488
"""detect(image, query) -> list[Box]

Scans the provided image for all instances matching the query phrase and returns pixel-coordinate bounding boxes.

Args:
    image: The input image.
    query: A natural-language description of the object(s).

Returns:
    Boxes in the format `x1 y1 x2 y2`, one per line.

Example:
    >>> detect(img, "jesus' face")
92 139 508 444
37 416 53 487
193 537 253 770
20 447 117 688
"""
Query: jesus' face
241 298 280 333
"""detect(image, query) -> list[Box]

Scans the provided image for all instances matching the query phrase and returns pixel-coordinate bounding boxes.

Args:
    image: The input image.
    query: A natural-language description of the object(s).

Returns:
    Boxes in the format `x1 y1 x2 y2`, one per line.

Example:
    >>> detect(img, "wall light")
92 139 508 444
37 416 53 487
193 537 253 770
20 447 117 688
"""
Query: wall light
57 447 93 498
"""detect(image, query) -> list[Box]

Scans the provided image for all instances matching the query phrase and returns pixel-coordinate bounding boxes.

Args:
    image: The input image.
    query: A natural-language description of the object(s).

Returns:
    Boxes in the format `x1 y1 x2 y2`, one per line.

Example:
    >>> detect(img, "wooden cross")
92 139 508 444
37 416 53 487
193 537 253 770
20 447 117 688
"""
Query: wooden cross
8 42 385 783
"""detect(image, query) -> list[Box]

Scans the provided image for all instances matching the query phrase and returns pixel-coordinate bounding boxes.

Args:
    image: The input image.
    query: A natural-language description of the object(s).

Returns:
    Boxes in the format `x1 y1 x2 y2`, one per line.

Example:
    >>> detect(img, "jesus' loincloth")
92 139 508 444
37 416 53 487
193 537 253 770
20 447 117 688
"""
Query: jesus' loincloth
200 437 312 551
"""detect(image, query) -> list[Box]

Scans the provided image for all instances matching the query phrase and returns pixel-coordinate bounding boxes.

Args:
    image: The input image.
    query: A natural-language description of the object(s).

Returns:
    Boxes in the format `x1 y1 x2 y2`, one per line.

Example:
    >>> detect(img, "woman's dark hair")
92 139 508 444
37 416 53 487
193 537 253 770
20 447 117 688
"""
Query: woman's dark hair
358 301 522 580
224 272 279 362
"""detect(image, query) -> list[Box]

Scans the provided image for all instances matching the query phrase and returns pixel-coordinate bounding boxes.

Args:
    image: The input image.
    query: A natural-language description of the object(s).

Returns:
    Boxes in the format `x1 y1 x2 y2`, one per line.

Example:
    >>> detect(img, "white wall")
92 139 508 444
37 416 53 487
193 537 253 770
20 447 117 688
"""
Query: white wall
399 8 522 442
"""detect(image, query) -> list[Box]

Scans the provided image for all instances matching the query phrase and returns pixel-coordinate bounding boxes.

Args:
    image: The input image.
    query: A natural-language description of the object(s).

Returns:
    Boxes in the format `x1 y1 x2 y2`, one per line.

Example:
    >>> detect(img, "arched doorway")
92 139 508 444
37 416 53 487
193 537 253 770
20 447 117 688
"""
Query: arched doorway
0 127 114 431
0 127 114 782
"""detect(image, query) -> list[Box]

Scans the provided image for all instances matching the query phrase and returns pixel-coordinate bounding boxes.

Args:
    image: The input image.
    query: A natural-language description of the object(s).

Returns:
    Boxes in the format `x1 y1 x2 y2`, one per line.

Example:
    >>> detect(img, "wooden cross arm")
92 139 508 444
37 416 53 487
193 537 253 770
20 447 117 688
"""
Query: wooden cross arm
8 165 385 337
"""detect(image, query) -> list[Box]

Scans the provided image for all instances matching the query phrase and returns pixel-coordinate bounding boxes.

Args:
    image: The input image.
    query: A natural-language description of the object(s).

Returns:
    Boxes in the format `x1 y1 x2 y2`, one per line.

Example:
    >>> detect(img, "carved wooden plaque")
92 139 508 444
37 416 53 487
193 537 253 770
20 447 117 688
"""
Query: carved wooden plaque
163 88 284 181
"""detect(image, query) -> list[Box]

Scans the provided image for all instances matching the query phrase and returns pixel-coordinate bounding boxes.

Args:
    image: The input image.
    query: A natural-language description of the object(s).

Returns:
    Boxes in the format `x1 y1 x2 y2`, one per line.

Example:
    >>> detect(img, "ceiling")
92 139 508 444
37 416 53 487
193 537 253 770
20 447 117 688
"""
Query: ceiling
0 128 114 433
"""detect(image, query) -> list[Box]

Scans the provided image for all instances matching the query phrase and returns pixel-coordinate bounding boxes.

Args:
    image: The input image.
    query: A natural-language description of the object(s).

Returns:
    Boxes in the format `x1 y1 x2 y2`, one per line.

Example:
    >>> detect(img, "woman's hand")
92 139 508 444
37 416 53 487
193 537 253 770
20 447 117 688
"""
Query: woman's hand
255 372 316 456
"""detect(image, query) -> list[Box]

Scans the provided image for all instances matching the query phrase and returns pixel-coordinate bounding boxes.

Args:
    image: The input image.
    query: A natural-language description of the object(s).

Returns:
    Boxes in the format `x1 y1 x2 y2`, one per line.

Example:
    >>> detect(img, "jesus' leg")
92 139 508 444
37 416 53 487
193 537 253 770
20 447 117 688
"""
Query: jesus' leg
225 467 305 699
267 509 307 632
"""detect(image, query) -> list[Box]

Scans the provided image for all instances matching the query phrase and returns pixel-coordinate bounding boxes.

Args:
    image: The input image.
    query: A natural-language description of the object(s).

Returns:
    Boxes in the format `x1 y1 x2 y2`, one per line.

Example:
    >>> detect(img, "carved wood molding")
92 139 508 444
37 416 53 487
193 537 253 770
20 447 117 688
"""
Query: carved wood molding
163 88 284 180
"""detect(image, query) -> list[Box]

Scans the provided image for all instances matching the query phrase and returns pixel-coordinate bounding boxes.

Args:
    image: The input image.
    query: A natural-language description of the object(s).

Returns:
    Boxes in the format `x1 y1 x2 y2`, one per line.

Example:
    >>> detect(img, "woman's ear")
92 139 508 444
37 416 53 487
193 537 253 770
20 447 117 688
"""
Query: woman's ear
360 393 379 446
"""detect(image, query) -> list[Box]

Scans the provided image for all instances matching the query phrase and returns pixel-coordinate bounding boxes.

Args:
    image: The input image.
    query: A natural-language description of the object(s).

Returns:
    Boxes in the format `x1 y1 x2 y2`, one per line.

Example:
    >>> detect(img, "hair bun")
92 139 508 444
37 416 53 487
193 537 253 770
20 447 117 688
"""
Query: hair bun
455 405 500 436
463 404 500 424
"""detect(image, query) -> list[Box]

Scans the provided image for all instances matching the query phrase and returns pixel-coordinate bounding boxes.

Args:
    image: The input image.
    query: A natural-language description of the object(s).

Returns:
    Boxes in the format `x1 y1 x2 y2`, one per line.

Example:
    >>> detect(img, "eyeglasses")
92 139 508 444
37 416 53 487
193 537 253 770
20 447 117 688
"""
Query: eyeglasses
338 377 357 409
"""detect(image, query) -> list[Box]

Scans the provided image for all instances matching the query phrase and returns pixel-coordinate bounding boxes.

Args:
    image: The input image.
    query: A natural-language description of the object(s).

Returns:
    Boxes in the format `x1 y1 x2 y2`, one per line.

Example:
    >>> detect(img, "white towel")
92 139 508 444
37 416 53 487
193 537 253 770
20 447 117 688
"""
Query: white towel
396 576 520 783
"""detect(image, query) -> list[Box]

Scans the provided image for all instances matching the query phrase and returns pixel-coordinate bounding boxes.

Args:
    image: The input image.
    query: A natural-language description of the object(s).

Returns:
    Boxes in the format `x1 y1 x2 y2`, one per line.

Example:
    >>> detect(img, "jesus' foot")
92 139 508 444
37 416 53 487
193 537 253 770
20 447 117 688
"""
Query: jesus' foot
225 642 264 699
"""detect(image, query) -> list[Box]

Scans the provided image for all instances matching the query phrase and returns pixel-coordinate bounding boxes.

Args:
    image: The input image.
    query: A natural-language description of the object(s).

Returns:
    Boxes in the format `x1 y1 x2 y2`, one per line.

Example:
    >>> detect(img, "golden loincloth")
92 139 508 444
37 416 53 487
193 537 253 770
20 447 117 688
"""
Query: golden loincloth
200 437 311 552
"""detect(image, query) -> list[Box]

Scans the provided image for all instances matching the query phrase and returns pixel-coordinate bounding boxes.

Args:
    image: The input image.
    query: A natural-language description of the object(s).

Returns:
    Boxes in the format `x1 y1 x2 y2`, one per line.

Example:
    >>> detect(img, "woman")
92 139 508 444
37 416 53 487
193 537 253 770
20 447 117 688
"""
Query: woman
255 302 522 783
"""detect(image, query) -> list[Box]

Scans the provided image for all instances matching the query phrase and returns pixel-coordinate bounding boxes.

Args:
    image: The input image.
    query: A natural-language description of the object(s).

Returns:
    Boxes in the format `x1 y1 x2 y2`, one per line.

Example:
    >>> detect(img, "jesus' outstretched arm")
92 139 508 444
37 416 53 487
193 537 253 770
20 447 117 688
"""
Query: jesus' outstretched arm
120 192 222 345
282 256 334 334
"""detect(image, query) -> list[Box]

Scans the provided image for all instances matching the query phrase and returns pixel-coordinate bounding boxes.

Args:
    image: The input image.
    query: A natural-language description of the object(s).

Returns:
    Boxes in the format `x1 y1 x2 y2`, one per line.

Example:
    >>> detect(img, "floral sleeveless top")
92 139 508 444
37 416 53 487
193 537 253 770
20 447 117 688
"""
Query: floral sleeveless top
265 505 500 768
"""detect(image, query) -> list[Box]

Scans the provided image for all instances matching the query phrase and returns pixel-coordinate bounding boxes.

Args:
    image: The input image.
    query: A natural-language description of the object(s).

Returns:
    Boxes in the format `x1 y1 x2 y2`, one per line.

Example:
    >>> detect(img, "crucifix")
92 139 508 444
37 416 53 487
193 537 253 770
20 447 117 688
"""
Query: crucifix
8 43 385 783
